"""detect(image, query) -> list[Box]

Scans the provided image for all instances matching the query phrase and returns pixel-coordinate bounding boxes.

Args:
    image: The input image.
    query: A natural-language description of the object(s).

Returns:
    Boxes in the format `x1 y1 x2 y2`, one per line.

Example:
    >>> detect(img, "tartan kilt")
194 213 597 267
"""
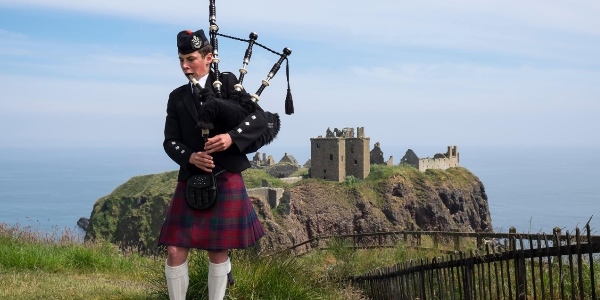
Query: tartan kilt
158 171 264 250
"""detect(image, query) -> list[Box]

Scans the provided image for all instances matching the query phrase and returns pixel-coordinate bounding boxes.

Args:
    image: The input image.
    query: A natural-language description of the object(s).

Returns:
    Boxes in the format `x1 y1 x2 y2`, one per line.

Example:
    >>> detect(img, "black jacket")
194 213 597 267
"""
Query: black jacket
163 72 266 181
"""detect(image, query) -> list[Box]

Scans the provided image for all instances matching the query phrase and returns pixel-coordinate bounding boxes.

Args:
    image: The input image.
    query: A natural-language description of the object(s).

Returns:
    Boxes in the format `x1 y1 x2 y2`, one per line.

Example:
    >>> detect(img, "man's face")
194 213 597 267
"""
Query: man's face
179 51 212 80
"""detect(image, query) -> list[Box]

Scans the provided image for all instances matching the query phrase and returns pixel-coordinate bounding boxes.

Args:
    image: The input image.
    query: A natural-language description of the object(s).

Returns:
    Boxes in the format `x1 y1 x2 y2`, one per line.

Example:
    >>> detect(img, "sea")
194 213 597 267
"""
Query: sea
1 146 599 240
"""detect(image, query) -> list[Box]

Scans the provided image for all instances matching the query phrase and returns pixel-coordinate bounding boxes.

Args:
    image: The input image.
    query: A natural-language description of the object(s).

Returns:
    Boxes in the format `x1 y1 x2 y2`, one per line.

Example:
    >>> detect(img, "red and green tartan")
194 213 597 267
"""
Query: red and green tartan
158 171 264 250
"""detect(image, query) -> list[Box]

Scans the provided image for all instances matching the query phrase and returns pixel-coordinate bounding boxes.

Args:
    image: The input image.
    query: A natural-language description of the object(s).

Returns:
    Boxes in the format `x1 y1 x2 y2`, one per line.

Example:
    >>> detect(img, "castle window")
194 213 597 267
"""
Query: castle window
351 147 354 153
316 142 320 148
330 154 333 160
354 159 358 165
323 169 326 173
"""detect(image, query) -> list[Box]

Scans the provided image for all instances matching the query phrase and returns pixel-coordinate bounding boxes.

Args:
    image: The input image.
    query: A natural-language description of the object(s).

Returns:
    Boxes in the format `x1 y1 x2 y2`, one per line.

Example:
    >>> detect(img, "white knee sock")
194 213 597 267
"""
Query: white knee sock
165 260 189 300
208 258 231 300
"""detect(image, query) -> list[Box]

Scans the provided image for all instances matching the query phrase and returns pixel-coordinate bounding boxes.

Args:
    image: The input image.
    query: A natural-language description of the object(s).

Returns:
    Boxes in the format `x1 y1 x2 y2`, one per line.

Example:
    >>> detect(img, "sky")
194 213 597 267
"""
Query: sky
1 0 600 164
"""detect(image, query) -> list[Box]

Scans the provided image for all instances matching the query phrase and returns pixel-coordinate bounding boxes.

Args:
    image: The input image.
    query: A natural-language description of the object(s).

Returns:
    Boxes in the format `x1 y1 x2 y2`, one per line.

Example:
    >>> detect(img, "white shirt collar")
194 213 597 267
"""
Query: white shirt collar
190 73 209 90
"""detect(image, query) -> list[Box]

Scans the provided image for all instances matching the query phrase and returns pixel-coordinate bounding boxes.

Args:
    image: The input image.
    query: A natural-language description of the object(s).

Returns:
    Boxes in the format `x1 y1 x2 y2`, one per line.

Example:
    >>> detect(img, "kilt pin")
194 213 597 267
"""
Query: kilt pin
158 171 264 250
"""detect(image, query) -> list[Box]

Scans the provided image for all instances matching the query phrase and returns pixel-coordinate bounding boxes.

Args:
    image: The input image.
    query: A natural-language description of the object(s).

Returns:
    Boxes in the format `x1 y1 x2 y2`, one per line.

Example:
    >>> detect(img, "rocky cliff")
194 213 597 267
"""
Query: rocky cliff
84 165 492 253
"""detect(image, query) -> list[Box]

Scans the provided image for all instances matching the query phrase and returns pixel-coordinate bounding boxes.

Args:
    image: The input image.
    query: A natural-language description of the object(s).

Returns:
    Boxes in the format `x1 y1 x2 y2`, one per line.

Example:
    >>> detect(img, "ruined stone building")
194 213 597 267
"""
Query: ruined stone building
251 127 459 179
302 159 311 169
278 153 298 166
250 152 299 178
251 152 275 168
310 127 370 182
401 146 459 172
370 142 394 166
267 152 300 178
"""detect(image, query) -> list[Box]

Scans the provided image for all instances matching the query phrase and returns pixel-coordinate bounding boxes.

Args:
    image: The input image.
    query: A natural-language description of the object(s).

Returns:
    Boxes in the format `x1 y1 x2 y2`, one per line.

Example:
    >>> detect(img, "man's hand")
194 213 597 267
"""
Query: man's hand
205 133 233 154
189 151 215 172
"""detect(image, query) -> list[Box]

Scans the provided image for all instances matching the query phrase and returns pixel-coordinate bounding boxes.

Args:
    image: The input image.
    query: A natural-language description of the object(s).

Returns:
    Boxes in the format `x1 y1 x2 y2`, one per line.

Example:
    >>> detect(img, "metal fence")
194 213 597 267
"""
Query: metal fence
347 224 599 300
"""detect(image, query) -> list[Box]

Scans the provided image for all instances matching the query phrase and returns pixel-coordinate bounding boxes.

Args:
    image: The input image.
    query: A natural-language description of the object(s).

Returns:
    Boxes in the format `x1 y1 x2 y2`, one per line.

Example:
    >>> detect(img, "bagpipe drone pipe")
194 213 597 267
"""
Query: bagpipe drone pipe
190 0 294 154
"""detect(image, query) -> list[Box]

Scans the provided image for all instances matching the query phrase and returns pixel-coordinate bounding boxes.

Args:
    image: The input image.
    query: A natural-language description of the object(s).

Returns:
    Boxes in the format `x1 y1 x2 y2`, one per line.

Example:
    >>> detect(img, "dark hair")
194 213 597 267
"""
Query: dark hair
197 44 213 58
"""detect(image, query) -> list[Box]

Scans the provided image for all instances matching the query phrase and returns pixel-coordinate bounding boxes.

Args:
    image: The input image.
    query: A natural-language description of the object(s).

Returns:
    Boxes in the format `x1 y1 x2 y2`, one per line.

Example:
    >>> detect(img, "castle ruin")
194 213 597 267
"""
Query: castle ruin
401 146 459 172
310 127 459 181
251 152 275 168
254 127 460 182
310 127 370 182
370 142 394 166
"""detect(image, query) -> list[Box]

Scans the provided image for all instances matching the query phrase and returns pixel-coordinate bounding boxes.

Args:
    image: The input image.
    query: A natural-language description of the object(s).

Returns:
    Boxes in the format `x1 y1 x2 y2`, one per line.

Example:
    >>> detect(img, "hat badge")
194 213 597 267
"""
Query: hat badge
191 36 201 49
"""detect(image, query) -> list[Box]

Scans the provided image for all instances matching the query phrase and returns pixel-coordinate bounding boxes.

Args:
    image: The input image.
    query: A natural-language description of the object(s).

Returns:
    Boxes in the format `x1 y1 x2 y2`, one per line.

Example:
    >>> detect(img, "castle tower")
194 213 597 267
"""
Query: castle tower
451 145 459 166
310 135 346 181
310 127 370 182
453 146 459 163
345 127 370 179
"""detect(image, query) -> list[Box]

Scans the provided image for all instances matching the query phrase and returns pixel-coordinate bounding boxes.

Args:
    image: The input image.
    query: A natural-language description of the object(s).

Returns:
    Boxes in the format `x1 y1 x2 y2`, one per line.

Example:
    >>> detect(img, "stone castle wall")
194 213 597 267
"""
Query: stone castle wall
310 136 345 181
402 146 459 172
310 127 370 182
345 138 370 179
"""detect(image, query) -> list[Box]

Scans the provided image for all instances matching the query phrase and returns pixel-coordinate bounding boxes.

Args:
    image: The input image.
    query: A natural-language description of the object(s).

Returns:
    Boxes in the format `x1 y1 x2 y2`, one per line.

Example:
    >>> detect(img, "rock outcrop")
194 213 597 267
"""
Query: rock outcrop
84 166 492 254
254 167 491 253
84 171 177 252
77 217 89 231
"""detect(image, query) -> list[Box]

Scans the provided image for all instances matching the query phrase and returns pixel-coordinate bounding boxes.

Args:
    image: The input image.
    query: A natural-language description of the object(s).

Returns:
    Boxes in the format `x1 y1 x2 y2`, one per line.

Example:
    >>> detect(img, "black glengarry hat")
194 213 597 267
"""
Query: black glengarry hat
177 29 210 54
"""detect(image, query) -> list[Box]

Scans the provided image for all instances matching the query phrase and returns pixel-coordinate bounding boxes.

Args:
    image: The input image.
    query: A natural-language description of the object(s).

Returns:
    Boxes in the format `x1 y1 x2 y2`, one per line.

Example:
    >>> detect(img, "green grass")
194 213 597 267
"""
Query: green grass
0 223 154 299
147 249 356 300
6 222 598 299
336 164 477 207
0 222 433 299
241 168 288 188
0 223 369 299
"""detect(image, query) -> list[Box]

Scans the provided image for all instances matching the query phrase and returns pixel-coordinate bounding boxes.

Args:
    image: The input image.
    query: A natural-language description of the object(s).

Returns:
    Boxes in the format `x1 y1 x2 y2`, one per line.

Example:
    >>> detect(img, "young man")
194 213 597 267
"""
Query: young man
159 29 265 300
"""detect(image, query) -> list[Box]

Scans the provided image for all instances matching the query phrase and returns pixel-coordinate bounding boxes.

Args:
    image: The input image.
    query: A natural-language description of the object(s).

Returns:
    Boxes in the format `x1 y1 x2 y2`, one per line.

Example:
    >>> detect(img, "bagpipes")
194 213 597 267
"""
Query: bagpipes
189 0 294 154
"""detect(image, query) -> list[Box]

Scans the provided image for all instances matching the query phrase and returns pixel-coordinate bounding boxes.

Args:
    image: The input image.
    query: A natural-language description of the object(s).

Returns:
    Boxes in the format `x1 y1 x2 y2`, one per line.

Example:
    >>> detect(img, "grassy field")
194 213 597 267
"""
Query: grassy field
0 223 154 299
4 222 598 299
1 223 406 299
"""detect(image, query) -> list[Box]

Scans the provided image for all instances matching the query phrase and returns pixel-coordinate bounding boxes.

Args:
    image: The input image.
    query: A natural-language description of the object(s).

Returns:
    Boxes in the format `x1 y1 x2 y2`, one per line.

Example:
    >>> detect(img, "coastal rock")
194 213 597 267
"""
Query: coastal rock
84 166 492 254
84 171 176 252
77 217 89 231
253 167 491 253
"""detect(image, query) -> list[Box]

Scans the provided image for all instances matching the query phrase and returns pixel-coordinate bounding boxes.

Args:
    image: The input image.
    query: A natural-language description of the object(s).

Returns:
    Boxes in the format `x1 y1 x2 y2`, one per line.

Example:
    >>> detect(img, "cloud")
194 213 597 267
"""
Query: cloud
1 0 600 150
4 1 600 49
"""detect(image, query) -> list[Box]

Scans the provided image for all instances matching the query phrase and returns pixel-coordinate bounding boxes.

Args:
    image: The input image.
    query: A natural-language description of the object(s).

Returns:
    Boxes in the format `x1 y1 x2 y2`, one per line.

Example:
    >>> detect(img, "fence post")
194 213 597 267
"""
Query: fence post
509 227 516 251
420 258 428 300
463 251 474 300
586 224 597 300
514 237 526 300
453 229 461 251
552 227 561 246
